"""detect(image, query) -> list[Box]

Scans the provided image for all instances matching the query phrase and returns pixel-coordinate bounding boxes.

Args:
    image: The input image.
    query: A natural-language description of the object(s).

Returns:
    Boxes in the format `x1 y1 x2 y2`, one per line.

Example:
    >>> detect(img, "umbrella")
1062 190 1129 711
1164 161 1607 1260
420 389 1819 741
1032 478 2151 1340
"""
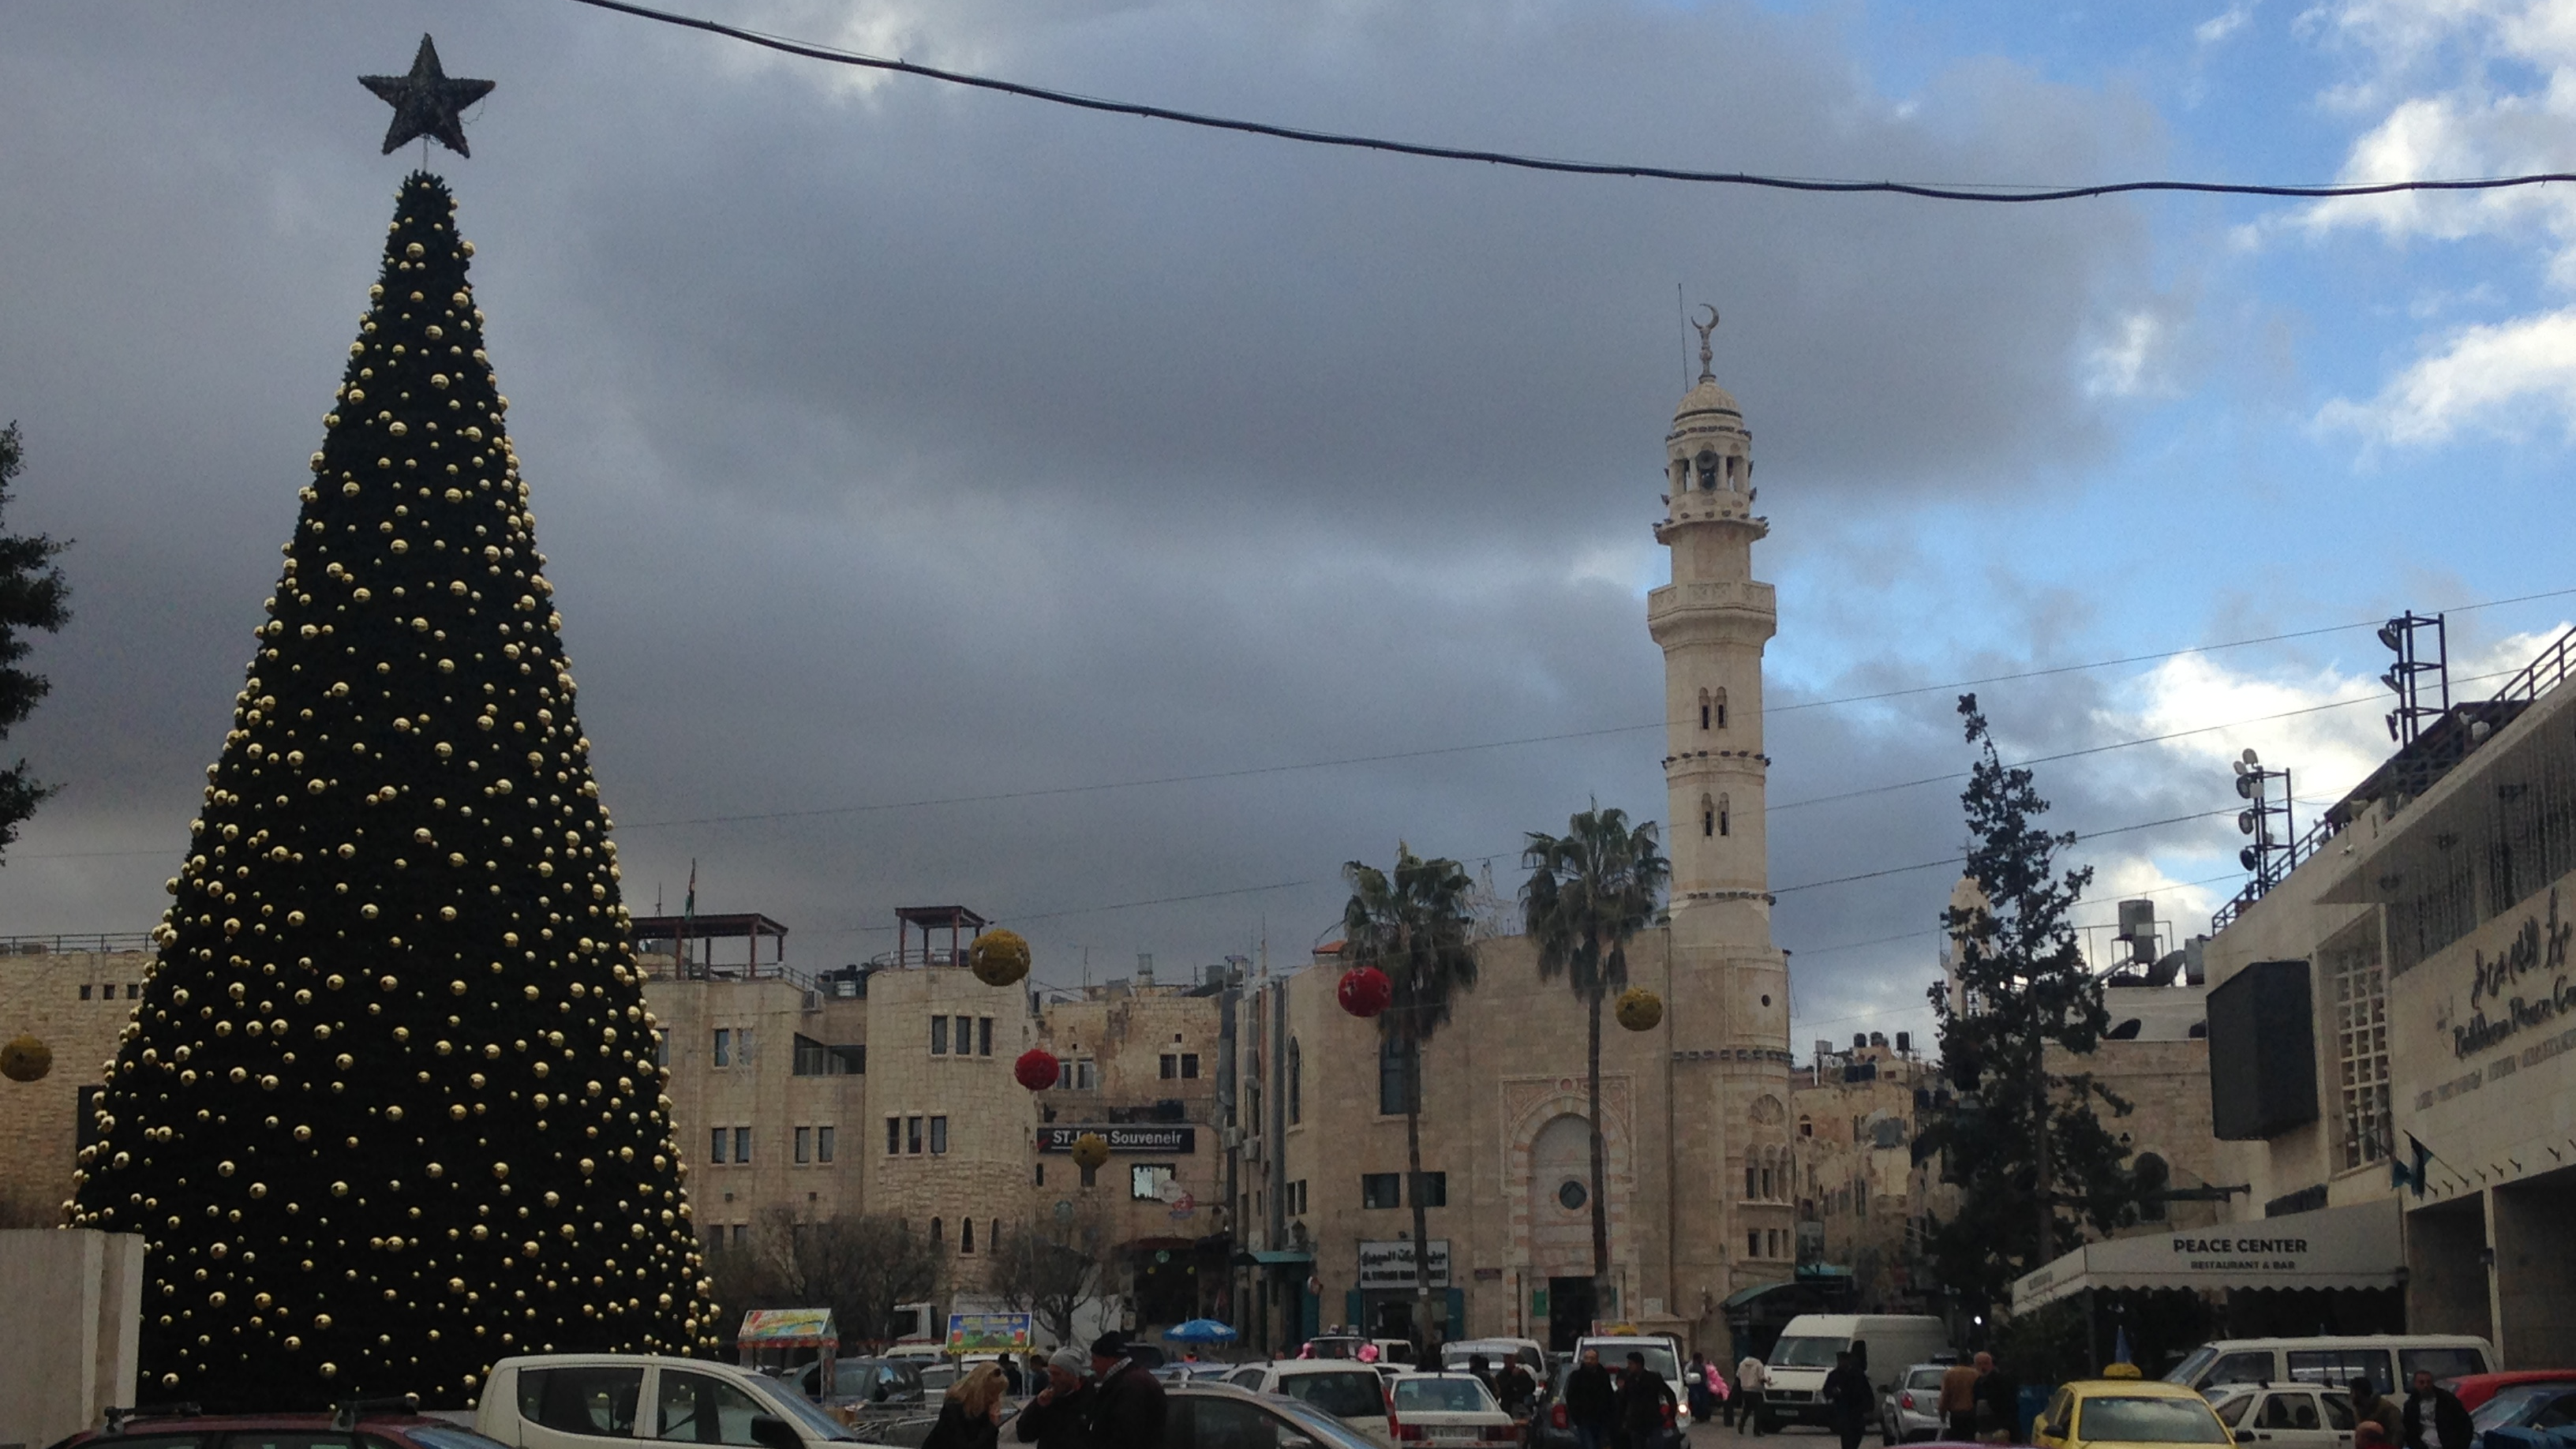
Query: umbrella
1163 1319 1239 1344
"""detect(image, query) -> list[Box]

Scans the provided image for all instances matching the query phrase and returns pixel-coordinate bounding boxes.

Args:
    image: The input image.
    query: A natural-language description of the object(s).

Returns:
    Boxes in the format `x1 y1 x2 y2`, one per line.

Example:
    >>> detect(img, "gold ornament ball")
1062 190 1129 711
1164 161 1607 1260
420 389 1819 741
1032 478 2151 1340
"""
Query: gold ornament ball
1069 1133 1110 1170
1614 986 1664 1032
1 1034 53 1084
967 929 1032 987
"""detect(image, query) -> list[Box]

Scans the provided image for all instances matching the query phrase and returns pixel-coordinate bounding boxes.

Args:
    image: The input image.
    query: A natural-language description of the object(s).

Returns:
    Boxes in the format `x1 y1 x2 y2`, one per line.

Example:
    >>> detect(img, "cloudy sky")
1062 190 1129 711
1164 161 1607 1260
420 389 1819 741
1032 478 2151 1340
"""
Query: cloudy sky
3 0 2574 1054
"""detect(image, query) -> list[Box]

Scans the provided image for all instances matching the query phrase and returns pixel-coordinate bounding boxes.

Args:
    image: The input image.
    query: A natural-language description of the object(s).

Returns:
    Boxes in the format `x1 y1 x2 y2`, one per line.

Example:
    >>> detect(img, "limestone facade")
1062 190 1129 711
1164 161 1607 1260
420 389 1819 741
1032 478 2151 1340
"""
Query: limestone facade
0 947 153 1226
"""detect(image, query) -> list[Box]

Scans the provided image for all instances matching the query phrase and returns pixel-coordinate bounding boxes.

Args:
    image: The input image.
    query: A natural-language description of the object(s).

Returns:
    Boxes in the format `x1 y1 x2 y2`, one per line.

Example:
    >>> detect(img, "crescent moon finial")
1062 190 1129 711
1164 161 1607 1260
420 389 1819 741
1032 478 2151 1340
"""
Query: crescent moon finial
1690 305 1720 381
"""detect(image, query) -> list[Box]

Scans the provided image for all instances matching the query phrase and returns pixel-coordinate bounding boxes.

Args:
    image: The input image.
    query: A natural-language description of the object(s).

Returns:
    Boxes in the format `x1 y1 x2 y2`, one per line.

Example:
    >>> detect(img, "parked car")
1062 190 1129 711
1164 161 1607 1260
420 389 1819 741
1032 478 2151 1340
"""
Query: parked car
1883 1363 1955 1444
1381 1372 1519 1447
1221 1359 1397 1447
2165 1338 2495 1398
784 1357 929 1407
1441 1339 1549 1379
477 1354 874 1449
2033 1378 2236 1449
2207 1383 2358 1449
57 1410 519 1449
2453 1375 2576 1416
2468 1380 2576 1449
1163 1381 1393 1449
1156 1361 1242 1385
1527 1359 1583 1449
1760 1316 1953 1432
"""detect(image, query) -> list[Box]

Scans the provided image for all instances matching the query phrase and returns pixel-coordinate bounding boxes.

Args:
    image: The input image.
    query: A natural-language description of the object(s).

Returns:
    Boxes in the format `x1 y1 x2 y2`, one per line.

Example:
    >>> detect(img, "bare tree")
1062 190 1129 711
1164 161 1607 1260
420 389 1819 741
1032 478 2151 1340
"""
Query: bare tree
705 1209 942 1351
987 1206 1110 1349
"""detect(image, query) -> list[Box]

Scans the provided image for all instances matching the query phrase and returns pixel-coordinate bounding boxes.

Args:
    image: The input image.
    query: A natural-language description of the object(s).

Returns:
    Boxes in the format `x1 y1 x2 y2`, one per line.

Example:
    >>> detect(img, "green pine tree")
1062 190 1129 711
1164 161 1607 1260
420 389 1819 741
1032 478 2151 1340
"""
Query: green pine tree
70 174 709 1410
0 420 73 856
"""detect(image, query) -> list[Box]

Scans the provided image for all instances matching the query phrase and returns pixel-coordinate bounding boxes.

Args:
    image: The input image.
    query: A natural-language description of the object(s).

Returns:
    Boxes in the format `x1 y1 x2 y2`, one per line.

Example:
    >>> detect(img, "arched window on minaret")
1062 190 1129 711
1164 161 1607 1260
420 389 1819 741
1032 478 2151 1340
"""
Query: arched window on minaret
1718 793 1732 837
1694 448 1720 493
1698 689 1712 731
1714 687 1728 729
1702 794 1716 838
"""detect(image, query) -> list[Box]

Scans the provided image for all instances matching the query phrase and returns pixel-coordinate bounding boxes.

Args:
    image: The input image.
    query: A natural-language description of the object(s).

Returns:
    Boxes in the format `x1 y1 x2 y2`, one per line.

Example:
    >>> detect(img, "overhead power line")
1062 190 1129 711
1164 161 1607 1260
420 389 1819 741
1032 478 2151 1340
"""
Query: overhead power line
570 0 2576 204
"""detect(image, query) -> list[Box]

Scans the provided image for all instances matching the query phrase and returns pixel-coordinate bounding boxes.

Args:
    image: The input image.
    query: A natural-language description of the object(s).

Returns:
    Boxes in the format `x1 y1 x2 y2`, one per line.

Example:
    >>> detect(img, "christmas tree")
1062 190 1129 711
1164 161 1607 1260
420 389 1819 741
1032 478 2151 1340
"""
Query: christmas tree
70 173 711 1409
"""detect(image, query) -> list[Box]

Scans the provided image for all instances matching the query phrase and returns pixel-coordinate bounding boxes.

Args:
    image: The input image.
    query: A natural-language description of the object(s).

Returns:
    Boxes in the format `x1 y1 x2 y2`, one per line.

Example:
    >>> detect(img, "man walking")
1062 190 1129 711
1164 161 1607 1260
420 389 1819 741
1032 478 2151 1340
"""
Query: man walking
1082 1332 1166 1449
2403 1370 2472 1449
1015 1348 1096 1449
1736 1351 1769 1436
1824 1350 1874 1449
1566 1347 1617 1449
2351 1376 2402 1444
1939 1357 1985 1443
1974 1351 2019 1444
1616 1351 1679 1449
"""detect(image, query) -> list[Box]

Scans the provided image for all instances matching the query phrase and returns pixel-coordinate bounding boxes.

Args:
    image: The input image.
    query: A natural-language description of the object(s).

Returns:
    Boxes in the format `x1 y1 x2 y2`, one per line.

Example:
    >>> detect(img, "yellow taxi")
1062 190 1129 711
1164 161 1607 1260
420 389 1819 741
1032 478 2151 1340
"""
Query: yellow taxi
2032 1371 2238 1449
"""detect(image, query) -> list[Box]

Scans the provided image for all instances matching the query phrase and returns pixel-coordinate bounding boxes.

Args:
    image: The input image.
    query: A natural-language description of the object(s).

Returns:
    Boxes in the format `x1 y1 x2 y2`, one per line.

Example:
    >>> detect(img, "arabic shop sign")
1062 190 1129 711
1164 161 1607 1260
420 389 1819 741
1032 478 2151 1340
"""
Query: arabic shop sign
2451 887 2576 1060
1357 1238 1451 1290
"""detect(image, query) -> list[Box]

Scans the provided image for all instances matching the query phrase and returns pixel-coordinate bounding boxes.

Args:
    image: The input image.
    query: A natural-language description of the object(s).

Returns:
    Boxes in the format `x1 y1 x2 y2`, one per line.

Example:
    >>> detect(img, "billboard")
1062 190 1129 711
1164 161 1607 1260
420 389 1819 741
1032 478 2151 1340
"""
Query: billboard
947 1311 1035 1352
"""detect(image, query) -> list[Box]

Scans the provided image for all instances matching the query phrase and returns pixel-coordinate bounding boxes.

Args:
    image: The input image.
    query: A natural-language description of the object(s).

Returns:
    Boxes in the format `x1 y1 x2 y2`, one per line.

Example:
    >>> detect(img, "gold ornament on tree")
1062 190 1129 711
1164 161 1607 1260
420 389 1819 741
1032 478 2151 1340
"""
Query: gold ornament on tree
1069 1133 1110 1170
1613 986 1664 1032
1 1034 52 1083
967 928 1032 987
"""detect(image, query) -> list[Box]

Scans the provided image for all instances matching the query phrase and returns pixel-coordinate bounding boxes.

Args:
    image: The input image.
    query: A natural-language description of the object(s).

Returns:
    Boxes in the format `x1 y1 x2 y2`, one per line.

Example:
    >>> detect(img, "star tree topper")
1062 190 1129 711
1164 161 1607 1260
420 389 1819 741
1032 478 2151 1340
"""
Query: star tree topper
361 35 494 157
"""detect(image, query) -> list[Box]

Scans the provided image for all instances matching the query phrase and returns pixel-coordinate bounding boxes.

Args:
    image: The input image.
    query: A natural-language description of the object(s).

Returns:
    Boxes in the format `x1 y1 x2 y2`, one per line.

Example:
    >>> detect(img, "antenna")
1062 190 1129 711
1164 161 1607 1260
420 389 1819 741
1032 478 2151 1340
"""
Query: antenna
2379 612 2450 745
1677 284 1689 390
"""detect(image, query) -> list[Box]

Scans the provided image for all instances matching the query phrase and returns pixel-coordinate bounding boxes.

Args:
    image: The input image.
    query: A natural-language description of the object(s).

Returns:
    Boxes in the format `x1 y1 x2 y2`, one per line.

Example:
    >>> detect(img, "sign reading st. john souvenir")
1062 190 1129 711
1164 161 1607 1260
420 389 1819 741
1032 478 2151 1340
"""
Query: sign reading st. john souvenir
1358 1238 1453 1290
1037 1125 1196 1153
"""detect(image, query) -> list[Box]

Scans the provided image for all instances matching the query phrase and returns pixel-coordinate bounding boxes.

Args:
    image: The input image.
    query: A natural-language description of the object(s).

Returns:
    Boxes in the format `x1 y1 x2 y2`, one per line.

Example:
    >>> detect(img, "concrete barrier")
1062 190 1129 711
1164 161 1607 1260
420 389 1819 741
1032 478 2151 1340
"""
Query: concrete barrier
0 1229 144 1449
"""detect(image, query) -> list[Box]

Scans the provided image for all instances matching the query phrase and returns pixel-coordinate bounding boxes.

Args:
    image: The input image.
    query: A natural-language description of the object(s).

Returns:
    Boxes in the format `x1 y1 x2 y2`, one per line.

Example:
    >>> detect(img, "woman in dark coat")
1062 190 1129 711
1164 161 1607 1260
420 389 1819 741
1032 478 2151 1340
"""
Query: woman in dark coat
922 1361 1007 1449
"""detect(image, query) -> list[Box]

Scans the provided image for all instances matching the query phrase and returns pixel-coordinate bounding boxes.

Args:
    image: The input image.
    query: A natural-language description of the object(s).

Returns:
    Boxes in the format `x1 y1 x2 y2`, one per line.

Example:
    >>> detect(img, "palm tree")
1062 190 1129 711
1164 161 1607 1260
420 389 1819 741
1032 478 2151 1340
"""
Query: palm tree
1520 803 1668 1306
1341 843 1480 1350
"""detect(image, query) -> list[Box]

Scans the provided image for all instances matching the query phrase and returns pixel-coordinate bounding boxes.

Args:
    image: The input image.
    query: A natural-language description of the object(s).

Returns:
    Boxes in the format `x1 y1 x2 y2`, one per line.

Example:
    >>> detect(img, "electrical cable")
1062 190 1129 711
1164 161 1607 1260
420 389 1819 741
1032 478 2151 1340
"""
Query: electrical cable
567 0 2576 205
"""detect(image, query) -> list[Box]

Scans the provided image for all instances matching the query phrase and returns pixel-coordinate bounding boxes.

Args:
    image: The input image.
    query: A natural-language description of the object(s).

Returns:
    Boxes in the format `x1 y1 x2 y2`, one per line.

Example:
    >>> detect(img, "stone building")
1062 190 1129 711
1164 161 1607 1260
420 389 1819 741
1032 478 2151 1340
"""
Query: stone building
1237 326 1796 1357
0 941 154 1226
1789 1035 1932 1306
2170 627 2576 1367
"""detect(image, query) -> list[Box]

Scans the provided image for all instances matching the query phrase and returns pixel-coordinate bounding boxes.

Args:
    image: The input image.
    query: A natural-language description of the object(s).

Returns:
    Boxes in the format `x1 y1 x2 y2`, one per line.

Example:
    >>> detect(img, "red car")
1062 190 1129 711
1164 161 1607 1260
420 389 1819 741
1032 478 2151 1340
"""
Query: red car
51 1407 512 1449
2447 1373 2576 1415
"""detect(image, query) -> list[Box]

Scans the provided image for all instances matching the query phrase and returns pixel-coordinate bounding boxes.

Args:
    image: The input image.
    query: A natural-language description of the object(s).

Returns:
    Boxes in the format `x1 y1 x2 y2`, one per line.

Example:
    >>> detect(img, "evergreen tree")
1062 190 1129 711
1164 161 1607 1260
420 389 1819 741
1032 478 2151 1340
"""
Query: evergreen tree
69 174 708 1409
0 421 72 855
1919 694 2142 1317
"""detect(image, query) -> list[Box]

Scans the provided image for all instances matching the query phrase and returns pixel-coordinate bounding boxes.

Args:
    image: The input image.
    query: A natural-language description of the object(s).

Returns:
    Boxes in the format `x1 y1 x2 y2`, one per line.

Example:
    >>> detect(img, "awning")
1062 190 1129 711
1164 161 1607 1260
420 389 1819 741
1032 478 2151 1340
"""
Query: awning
1721 1280 1795 1310
1243 1249 1315 1265
2011 1199 2402 1314
738 1307 837 1346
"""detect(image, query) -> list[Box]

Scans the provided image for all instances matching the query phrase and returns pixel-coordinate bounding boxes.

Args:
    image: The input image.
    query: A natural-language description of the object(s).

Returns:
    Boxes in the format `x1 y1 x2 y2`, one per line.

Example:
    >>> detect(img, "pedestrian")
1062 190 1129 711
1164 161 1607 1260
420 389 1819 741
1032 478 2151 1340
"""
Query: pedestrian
2351 1376 2402 1443
1939 1357 1983 1443
922 1361 1006 1449
1497 1357 1538 1421
1469 1353 1496 1395
1616 1350 1679 1449
1689 1352 1717 1424
1567 1347 1618 1449
999 1356 1024 1396
1080 1332 1167 1449
1825 1350 1874 1449
2403 1370 2472 1449
1015 1348 1097 1449
1736 1352 1769 1436
1973 1353 2018 1446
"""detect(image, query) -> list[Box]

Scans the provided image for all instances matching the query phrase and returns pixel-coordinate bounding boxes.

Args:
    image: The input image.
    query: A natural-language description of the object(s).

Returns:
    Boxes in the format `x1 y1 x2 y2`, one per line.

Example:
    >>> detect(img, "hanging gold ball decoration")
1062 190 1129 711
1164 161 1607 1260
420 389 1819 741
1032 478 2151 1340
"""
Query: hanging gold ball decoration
967 929 1032 987
1 1034 52 1083
1069 1133 1110 1170
1614 986 1664 1032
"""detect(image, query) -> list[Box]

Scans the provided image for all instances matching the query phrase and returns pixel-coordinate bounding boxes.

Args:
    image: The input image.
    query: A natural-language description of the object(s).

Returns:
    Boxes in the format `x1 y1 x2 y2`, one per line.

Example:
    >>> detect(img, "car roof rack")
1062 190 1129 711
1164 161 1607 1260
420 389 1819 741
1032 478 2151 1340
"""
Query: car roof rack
332 1396 421 1431
104 1404 203 1432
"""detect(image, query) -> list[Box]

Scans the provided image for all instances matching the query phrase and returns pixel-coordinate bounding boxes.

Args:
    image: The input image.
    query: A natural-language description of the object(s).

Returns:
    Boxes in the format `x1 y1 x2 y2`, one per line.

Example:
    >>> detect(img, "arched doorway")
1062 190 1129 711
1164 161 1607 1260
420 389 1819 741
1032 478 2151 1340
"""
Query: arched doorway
1530 1113 1597 1350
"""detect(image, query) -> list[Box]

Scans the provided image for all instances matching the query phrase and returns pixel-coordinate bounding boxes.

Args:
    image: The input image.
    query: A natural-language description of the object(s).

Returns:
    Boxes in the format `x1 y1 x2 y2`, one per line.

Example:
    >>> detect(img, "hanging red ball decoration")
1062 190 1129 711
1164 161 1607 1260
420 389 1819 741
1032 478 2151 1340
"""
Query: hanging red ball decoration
1013 1047 1060 1092
1337 965 1392 1018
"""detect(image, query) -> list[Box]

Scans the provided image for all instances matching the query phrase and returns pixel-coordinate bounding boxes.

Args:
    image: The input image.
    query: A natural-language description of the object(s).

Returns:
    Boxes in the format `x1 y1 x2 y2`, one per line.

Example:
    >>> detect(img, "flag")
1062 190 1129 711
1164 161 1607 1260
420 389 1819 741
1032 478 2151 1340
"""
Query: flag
2114 1326 2133 1366
2391 1133 2434 1196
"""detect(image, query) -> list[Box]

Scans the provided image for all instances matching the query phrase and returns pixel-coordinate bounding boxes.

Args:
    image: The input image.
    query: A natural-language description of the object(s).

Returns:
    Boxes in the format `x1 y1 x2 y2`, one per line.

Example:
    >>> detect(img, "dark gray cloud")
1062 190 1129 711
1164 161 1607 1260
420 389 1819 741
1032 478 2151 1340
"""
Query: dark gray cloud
0 1 2177 1033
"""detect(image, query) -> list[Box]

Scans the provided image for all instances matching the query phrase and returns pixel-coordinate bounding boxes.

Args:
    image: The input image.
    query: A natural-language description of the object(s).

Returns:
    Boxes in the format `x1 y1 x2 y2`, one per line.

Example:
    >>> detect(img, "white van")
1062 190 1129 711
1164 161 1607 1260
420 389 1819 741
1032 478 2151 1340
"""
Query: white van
2162 1336 2494 1396
1758 1315 1952 1430
477 1354 874 1449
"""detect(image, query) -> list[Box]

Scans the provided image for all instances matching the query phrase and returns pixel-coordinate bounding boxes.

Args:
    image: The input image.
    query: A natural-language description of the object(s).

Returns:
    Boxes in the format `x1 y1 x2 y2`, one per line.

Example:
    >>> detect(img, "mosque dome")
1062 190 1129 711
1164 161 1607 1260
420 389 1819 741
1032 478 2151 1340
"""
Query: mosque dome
1672 376 1742 428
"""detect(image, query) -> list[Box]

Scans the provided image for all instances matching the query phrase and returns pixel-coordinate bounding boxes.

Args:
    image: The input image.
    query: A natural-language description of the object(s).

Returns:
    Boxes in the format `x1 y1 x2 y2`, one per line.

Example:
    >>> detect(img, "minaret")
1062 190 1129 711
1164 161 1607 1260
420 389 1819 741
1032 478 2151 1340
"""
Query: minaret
1649 309 1792 1294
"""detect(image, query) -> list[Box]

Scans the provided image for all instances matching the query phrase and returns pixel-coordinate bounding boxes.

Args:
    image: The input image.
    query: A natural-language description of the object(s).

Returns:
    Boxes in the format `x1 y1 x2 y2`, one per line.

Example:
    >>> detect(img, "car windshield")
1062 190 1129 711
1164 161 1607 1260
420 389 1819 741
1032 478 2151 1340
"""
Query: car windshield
1282 1370 1391 1419
1771 1339 1845 1369
2401 1350 2487 1384
1395 1379 1498 1414
2472 1386 2576 1432
1275 1399 1395 1449
406 1428 517 1449
2077 1396 2231 1443
2167 1349 2218 1387
1590 1345 1679 1380
1909 1368 1950 1390
758 1380 865 1442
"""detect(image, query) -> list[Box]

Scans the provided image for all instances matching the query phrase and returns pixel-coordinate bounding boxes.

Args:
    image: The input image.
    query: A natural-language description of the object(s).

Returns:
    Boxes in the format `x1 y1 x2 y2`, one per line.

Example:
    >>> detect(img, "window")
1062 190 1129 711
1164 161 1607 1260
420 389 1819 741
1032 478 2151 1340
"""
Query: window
960 1218 975 1254
816 1126 835 1163
1361 1172 1402 1209
731 1223 747 1245
734 1028 754 1066
655 1030 669 1068
1715 687 1728 729
1745 1165 1756 1200
655 1368 767 1447
519 1364 645 1436
907 1115 924 1155
931 1016 949 1055
1034 1161 1045 1186
2324 921 2392 1170
712 1028 731 1068
1293 1179 1308 1215
793 1035 859 1076
1747 1230 1761 1257
78 983 91 1001
1289 1039 1302 1124
1378 1035 1417 1115
1767 1229 1781 1259
125 983 139 1000
795 1127 812 1164
1181 1053 1200 1080
732 1127 751 1163
710 1128 728 1165
1161 1054 1179 1080
978 1017 994 1055
930 1218 943 1249
1699 689 1712 731
1702 794 1716 838
929 1115 949 1155
1412 1171 1447 1207
1718 793 1731 837
1057 1058 1098 1090
1133 1163 1177 1200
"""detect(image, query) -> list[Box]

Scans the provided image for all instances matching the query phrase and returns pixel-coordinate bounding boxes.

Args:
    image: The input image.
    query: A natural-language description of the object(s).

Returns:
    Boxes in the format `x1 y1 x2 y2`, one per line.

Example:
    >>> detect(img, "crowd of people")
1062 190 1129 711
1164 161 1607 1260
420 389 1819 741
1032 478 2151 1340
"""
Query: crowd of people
919 1333 1167 1449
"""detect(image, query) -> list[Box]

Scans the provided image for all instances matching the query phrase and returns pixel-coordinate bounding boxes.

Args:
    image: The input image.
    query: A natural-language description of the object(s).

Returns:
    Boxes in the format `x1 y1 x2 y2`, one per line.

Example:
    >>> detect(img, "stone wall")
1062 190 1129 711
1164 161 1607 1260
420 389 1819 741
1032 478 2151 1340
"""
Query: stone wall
0 951 152 1225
